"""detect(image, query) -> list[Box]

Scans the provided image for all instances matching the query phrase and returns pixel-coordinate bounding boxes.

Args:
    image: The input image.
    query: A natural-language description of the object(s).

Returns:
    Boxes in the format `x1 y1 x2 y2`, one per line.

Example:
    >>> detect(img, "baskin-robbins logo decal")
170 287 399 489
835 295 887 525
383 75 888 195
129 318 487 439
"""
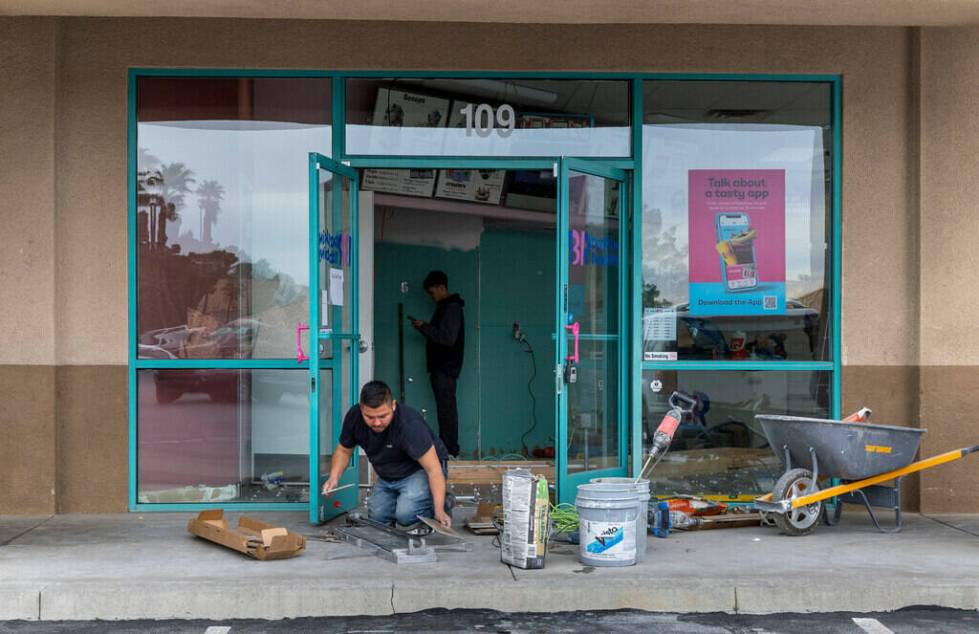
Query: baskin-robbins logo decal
319 231 351 266
571 229 619 267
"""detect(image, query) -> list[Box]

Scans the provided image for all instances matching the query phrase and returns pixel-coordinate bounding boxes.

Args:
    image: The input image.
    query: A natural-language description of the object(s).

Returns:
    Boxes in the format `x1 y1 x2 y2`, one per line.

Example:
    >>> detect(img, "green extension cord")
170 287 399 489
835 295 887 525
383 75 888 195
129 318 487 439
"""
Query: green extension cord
550 503 580 534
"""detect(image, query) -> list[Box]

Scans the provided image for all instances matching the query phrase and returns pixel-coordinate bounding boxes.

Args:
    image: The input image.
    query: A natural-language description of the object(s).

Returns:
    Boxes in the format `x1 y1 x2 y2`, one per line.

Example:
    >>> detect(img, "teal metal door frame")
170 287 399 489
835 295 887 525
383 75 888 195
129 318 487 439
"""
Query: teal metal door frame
127 69 840 515
556 158 631 503
308 152 361 524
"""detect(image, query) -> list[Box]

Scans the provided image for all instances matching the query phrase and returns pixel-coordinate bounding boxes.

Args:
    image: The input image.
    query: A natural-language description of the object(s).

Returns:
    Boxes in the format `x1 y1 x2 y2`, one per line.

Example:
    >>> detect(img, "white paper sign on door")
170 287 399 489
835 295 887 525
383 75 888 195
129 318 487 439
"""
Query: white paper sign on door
329 268 345 306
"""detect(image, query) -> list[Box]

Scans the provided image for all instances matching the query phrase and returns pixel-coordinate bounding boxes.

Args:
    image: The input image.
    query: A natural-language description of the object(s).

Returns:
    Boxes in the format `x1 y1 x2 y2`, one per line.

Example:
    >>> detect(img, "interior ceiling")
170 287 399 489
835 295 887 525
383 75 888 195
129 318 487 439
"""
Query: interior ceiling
4 0 979 26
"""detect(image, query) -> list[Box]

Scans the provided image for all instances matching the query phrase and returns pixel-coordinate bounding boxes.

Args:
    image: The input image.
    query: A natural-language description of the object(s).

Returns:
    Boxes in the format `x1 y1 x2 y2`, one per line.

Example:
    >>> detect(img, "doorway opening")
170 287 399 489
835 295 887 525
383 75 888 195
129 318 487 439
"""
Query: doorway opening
363 167 559 496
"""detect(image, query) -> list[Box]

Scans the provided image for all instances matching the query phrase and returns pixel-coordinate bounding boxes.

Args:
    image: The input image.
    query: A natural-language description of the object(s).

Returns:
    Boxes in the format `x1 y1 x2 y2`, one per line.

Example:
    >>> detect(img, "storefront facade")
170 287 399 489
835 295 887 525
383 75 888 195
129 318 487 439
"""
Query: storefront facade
3 10 979 516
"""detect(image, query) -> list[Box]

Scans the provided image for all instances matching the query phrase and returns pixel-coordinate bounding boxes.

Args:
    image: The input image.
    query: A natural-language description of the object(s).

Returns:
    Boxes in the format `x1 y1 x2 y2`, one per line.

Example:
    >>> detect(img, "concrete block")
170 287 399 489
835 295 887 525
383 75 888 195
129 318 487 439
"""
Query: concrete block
735 581 979 614
0 587 40 620
393 580 735 614
39 582 394 620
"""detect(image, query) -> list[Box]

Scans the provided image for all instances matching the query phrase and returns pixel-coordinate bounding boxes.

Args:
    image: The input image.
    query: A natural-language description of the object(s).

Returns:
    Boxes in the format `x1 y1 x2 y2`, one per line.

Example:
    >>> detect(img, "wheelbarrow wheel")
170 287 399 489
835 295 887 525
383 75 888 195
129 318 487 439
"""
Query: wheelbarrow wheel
772 468 822 536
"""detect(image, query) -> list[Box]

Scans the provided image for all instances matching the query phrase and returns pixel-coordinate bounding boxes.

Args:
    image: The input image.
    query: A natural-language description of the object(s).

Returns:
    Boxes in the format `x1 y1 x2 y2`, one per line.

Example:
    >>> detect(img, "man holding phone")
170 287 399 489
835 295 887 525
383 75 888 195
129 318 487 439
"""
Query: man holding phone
323 380 452 529
409 270 465 458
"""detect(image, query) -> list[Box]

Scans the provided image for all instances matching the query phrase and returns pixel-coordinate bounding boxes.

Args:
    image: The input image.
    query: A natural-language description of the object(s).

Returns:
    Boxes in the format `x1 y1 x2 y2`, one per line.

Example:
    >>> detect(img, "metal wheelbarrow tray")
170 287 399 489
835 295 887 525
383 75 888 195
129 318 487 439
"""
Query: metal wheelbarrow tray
753 414 978 536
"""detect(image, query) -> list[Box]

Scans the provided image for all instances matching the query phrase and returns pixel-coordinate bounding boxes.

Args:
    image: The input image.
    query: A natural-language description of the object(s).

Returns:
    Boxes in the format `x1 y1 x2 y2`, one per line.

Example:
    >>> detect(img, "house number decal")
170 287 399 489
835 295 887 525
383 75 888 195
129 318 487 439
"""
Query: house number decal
461 103 515 138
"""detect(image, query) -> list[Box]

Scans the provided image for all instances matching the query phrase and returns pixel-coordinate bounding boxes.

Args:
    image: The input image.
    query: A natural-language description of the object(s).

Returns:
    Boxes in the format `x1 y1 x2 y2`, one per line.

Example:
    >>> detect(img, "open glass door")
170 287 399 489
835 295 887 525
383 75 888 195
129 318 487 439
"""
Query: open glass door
556 158 630 503
307 153 360 523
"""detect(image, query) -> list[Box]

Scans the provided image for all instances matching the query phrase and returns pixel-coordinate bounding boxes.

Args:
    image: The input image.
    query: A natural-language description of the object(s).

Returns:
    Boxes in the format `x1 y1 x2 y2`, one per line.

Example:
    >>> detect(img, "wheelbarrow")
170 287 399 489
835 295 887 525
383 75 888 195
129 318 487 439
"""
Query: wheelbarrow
753 414 978 536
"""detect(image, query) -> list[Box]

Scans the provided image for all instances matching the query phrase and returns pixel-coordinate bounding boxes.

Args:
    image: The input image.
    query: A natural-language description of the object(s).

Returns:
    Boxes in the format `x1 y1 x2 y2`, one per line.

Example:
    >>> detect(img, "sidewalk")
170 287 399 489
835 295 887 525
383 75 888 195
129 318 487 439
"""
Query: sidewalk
1 509 977 621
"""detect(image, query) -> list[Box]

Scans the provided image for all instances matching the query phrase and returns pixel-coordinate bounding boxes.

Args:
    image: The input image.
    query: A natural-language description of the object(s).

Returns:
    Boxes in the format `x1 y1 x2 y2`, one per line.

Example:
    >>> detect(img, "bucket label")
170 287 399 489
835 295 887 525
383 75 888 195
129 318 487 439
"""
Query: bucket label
581 519 635 562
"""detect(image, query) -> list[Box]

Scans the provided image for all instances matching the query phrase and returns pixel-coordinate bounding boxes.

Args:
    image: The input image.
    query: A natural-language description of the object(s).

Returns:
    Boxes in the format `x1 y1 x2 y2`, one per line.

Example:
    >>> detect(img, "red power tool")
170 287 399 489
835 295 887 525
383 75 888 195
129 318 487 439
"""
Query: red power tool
637 391 698 481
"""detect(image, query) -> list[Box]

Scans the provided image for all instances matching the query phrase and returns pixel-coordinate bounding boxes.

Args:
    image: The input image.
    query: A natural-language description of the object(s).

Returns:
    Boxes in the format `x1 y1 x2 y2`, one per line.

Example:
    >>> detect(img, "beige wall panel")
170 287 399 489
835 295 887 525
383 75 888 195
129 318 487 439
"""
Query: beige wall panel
6 0 979 27
55 19 914 366
0 366 56 514
920 27 979 366
0 18 57 365
918 367 979 513
841 365 920 510
55 365 128 512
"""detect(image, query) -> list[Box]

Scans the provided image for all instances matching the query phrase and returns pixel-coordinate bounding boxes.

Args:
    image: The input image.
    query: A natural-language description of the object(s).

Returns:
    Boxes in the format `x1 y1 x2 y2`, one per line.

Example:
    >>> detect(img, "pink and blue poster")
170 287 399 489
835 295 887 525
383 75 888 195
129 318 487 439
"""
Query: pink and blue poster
688 169 785 316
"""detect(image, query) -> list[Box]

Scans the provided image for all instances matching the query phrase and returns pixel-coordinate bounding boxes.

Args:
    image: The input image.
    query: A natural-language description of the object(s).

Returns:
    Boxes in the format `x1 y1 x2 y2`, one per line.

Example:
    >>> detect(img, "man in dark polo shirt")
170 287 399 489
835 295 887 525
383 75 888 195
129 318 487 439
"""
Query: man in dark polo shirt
322 380 452 528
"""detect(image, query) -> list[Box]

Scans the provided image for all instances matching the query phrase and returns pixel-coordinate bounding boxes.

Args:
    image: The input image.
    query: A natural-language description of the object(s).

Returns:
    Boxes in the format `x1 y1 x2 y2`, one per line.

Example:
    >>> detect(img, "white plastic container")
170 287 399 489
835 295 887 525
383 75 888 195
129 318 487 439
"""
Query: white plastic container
588 477 651 562
576 482 643 567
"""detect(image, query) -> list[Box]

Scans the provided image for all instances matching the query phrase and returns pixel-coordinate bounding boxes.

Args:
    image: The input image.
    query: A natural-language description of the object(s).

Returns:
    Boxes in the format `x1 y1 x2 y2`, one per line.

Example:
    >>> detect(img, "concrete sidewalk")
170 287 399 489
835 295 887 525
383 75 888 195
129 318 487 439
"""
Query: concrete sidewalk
1 509 977 621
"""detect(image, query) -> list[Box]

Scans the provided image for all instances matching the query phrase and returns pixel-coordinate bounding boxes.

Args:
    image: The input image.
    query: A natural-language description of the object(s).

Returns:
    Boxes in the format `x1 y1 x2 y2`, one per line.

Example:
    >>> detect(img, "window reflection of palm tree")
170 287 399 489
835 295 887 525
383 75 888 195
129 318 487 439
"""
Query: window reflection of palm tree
158 162 195 246
196 179 225 245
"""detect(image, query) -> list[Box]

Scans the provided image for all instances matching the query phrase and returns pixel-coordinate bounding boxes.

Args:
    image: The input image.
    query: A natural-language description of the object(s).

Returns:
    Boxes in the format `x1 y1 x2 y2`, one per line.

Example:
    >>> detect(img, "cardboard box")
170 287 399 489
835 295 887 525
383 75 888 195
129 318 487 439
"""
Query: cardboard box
186 510 306 560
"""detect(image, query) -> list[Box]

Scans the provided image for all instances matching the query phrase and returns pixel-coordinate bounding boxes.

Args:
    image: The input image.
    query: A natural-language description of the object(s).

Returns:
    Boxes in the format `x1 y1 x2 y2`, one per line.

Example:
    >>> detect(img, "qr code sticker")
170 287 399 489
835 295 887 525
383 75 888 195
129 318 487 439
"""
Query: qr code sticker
763 296 777 310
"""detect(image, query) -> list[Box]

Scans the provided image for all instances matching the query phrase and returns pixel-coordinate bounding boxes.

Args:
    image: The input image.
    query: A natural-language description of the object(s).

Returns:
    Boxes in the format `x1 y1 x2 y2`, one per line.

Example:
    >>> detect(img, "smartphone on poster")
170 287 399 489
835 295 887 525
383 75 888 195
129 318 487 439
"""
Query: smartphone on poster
715 213 758 292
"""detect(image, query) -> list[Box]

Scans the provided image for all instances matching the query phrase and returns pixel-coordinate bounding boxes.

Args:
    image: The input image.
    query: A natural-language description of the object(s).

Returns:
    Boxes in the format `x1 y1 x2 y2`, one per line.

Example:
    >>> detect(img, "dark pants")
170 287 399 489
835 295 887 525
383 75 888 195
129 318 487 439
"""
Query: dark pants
430 371 460 456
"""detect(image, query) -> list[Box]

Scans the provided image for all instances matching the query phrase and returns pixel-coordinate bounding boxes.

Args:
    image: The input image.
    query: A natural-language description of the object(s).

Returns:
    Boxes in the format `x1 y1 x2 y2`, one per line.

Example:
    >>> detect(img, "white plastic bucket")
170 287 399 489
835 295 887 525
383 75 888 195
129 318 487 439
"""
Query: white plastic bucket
576 482 643 567
589 477 651 562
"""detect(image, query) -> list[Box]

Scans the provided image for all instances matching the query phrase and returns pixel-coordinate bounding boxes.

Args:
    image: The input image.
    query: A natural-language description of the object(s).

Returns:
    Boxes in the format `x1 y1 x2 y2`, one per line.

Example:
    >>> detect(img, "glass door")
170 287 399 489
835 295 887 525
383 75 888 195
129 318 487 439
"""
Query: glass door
308 153 360 523
556 158 630 503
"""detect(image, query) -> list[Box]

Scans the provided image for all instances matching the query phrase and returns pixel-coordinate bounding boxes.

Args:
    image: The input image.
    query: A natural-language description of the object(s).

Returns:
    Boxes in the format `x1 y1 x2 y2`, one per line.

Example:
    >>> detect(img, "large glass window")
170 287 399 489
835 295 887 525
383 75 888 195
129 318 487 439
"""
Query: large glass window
345 78 631 157
136 77 331 360
642 369 830 499
641 81 832 362
137 369 310 504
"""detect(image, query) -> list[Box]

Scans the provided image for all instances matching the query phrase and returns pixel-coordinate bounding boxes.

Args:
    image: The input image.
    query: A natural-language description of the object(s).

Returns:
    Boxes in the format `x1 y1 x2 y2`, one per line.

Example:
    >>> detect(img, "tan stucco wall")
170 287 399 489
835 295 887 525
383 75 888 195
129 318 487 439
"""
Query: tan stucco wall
6 0 979 27
4 16 951 511
920 28 979 368
0 19 58 514
0 17 57 367
917 26 979 512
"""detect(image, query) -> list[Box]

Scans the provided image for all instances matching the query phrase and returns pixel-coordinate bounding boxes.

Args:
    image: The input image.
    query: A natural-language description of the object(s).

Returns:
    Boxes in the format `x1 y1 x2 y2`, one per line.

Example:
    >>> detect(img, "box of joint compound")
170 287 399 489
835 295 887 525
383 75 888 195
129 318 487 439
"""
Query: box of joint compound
500 469 550 569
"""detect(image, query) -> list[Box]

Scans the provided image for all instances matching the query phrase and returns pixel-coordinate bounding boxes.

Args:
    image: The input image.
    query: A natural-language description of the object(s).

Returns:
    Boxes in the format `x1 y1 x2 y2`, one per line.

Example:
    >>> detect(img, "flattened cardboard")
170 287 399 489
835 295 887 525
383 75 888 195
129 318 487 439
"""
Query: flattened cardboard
465 502 500 535
187 510 305 560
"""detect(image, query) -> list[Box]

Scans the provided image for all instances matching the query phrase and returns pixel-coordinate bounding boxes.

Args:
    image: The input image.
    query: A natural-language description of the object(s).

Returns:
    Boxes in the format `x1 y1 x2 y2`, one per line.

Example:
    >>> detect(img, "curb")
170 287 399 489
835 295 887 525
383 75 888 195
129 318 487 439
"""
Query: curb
3 580 977 620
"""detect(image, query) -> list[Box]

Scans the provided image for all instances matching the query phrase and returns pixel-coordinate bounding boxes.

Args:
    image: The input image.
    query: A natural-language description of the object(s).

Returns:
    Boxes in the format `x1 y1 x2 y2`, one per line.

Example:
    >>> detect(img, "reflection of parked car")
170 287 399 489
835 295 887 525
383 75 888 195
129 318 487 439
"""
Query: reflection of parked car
647 300 821 360
154 369 241 404
152 367 304 405
139 318 261 360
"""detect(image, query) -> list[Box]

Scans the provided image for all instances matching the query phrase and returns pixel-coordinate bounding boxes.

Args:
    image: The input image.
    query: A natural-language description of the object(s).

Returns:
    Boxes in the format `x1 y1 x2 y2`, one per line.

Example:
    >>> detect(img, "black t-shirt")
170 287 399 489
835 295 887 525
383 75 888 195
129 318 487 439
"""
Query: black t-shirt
338 404 448 481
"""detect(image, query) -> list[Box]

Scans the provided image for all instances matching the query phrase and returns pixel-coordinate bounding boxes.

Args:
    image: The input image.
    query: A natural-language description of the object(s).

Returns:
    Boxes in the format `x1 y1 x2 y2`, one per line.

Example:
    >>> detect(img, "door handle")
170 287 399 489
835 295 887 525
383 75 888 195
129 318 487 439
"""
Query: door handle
565 322 580 364
562 322 580 386
296 322 309 363
358 339 369 354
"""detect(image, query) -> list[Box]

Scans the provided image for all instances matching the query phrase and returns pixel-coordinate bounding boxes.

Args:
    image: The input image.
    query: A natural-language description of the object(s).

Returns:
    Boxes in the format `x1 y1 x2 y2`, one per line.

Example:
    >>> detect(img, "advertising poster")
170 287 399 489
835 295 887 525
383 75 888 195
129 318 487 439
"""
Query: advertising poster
434 169 506 205
361 168 437 198
688 169 785 316
372 88 450 128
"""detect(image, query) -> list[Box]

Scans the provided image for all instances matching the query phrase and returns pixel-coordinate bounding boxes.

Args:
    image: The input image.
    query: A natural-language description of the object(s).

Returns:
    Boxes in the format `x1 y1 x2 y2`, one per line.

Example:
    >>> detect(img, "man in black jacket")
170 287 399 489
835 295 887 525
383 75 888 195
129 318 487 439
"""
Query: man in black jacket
409 270 464 457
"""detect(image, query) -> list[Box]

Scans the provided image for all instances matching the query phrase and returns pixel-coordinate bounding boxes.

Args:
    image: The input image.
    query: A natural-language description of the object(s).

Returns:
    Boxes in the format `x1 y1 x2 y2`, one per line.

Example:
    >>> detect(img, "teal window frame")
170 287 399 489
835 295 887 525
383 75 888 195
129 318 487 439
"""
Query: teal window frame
128 68 842 511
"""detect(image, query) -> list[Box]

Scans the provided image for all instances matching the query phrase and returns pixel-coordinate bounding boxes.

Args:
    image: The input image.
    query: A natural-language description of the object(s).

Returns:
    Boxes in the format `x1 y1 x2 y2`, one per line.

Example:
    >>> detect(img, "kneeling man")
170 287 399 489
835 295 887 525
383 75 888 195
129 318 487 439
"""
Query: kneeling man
322 380 452 528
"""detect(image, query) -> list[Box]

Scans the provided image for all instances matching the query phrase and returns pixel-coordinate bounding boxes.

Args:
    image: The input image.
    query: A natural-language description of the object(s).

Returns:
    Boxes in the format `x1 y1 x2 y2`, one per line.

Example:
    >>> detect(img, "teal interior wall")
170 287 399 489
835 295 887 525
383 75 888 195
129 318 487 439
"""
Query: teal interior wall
373 223 555 459
373 243 479 456
477 226 555 457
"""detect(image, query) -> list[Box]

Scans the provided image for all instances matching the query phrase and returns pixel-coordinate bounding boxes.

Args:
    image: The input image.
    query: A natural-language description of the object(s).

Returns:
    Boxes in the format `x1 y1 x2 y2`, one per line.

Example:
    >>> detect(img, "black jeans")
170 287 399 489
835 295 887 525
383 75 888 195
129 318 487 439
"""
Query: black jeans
429 371 460 456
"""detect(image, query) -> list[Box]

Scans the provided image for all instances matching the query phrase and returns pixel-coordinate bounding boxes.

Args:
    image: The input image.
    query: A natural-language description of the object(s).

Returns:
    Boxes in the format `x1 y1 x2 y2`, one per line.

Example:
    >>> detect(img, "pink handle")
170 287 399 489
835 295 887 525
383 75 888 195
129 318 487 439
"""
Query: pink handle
565 321 580 364
296 322 309 364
